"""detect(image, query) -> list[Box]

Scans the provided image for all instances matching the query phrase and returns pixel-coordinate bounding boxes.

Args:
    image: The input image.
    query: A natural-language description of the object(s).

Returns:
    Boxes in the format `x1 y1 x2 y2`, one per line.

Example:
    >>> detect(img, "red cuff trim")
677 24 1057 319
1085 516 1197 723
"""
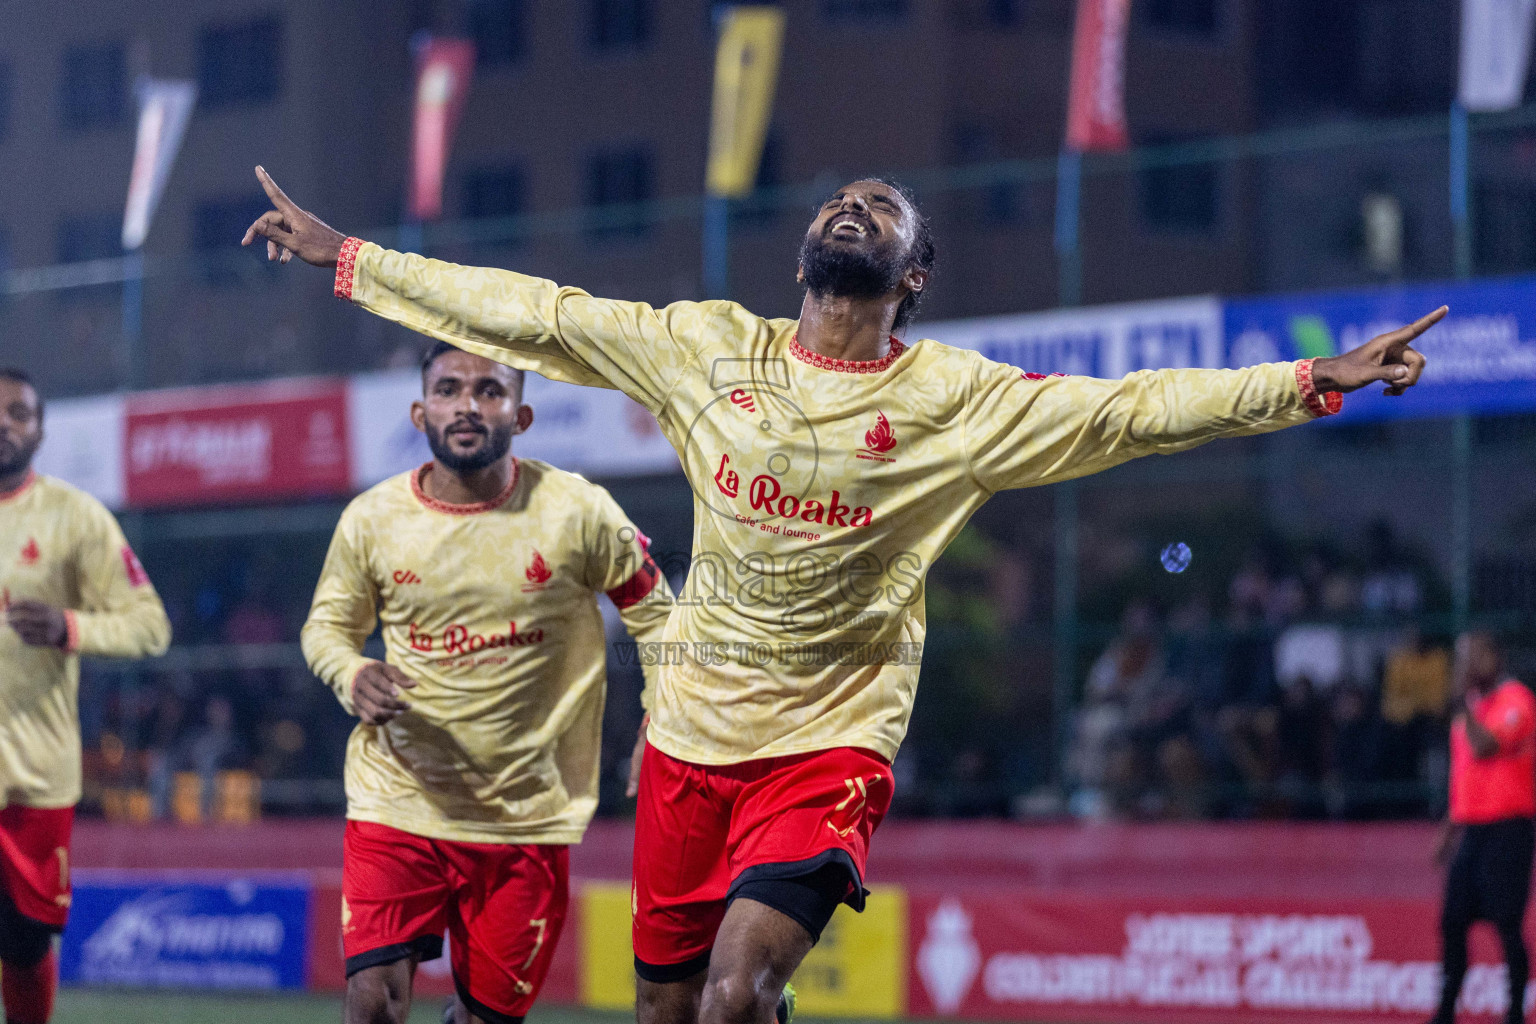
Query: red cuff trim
62 610 80 654
1295 359 1343 417
607 554 662 610
790 334 904 374
334 237 365 301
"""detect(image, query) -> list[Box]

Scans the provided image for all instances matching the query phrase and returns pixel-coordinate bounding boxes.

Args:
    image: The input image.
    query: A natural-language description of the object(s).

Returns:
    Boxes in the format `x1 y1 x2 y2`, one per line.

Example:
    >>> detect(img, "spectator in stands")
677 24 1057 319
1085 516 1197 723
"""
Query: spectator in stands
1383 628 1451 732
223 583 285 646
1323 684 1385 819
1273 676 1328 817
145 689 190 819
1213 598 1281 814
1065 669 1130 819
1359 521 1423 617
1381 629 1451 816
180 695 246 819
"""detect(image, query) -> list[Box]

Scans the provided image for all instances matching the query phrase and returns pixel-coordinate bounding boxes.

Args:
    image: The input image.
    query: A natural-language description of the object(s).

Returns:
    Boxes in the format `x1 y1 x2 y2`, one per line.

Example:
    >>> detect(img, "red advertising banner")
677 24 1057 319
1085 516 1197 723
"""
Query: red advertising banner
409 36 476 221
1065 0 1132 152
907 889 1527 1024
124 379 351 507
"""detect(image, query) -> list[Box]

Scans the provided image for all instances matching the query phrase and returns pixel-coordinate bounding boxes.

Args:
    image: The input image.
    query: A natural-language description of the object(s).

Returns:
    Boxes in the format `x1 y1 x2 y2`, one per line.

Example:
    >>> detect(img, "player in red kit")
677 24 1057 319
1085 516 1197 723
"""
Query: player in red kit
0 369 172 1024
1429 631 1536 1024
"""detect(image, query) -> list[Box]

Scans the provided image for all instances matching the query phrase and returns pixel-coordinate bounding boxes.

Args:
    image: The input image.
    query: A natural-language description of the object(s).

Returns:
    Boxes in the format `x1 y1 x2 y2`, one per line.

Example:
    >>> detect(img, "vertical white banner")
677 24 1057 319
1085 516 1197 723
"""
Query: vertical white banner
1460 0 1536 112
33 396 126 508
122 78 197 250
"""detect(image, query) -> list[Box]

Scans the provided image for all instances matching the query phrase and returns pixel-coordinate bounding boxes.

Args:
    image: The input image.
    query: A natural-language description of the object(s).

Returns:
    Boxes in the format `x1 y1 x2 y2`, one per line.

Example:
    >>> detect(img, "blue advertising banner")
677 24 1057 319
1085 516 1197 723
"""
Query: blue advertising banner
925 296 1224 380
60 872 310 990
1223 276 1536 422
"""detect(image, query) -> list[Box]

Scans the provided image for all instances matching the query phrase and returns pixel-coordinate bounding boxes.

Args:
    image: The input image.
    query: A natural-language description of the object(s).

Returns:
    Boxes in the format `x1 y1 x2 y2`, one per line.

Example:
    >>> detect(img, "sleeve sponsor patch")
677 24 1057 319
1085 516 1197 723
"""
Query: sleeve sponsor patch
121 546 150 588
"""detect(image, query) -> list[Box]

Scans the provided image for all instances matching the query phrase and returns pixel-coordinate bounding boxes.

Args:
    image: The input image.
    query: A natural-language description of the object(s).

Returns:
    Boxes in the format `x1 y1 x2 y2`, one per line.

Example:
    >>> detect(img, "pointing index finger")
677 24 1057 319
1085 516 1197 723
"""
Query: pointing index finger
1389 306 1449 348
255 166 297 214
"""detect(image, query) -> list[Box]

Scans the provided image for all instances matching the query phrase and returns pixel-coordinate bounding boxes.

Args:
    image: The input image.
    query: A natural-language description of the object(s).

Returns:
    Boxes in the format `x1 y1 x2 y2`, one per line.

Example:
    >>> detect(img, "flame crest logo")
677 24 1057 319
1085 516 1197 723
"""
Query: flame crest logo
525 551 552 585
857 411 898 462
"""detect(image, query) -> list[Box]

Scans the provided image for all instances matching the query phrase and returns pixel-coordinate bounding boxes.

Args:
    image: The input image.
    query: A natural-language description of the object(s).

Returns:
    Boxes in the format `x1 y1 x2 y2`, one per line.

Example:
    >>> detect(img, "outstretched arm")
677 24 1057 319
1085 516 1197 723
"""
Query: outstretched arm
242 167 721 413
966 308 1445 493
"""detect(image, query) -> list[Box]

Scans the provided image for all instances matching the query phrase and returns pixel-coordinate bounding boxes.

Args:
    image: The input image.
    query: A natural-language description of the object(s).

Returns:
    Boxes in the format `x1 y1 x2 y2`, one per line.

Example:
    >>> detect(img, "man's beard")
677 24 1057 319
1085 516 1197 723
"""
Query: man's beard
0 436 39 479
798 231 909 300
425 421 514 474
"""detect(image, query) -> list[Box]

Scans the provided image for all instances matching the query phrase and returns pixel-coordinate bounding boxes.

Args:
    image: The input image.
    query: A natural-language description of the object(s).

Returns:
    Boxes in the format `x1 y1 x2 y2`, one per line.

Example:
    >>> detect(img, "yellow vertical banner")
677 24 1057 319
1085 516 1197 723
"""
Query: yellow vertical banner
706 5 787 198
791 885 908 1018
578 880 907 1017
579 881 635 1010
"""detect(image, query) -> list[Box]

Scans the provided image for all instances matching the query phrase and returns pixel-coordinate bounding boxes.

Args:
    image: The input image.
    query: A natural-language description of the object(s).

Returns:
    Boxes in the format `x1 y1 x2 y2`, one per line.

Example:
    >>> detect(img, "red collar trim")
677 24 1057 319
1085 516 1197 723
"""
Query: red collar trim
790 333 904 374
0 471 37 504
411 460 519 515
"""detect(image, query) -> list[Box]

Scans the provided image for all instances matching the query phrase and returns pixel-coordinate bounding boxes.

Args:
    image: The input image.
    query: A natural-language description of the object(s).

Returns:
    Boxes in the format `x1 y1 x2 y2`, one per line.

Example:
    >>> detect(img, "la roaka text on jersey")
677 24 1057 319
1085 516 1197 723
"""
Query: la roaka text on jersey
407 620 546 656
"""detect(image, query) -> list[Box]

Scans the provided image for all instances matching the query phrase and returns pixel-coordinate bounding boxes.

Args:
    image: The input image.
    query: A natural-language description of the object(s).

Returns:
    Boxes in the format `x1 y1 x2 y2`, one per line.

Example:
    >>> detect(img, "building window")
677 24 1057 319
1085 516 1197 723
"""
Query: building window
1139 0 1220 37
462 166 528 220
822 0 909 22
0 62 11 142
585 146 654 238
57 213 120 264
1138 144 1220 233
194 197 276 283
56 213 121 303
198 16 283 108
730 132 783 229
60 43 127 130
1476 182 1536 275
950 122 1028 226
470 0 528 66
591 0 651 50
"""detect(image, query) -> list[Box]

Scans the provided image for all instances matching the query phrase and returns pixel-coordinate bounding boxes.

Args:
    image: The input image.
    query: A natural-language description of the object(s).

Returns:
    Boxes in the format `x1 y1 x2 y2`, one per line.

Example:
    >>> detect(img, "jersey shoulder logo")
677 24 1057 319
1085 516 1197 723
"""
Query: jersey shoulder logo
121 546 150 588
857 411 898 463
18 537 39 566
522 550 552 592
391 570 422 585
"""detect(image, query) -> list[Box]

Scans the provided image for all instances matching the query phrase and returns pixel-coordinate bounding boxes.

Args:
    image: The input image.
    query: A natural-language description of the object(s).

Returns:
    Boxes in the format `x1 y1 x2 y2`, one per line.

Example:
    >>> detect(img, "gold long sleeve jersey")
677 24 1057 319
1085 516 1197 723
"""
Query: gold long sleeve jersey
301 459 671 844
0 473 171 808
337 238 1340 767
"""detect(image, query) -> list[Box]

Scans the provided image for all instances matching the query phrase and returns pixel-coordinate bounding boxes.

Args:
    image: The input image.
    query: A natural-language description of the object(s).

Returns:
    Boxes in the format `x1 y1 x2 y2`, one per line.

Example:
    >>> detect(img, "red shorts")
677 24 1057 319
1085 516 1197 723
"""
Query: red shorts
342 820 568 1021
632 743 892 972
0 805 73 930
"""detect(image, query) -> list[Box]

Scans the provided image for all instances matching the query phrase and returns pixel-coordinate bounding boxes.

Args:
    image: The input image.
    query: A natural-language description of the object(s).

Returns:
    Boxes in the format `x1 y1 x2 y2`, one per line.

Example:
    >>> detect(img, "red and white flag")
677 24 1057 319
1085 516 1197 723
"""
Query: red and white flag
408 36 476 221
122 78 197 251
1460 0 1536 112
1065 0 1132 152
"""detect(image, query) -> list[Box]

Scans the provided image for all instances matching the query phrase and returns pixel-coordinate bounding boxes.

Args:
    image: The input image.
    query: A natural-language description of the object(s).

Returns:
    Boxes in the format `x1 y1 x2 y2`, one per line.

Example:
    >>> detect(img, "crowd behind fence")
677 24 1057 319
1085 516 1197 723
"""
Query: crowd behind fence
74 498 1526 825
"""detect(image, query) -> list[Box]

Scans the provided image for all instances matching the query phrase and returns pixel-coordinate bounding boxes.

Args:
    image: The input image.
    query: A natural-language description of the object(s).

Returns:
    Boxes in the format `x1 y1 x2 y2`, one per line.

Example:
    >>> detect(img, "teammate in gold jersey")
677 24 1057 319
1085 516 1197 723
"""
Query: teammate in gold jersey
301 342 672 1024
0 369 171 1024
246 167 1442 1024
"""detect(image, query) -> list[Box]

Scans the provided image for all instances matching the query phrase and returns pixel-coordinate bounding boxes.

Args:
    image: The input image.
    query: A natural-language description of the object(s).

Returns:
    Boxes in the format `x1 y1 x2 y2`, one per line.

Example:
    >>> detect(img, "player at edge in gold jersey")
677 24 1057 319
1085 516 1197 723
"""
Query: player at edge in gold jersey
246 167 1443 1024
0 368 171 1024
301 342 672 1024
